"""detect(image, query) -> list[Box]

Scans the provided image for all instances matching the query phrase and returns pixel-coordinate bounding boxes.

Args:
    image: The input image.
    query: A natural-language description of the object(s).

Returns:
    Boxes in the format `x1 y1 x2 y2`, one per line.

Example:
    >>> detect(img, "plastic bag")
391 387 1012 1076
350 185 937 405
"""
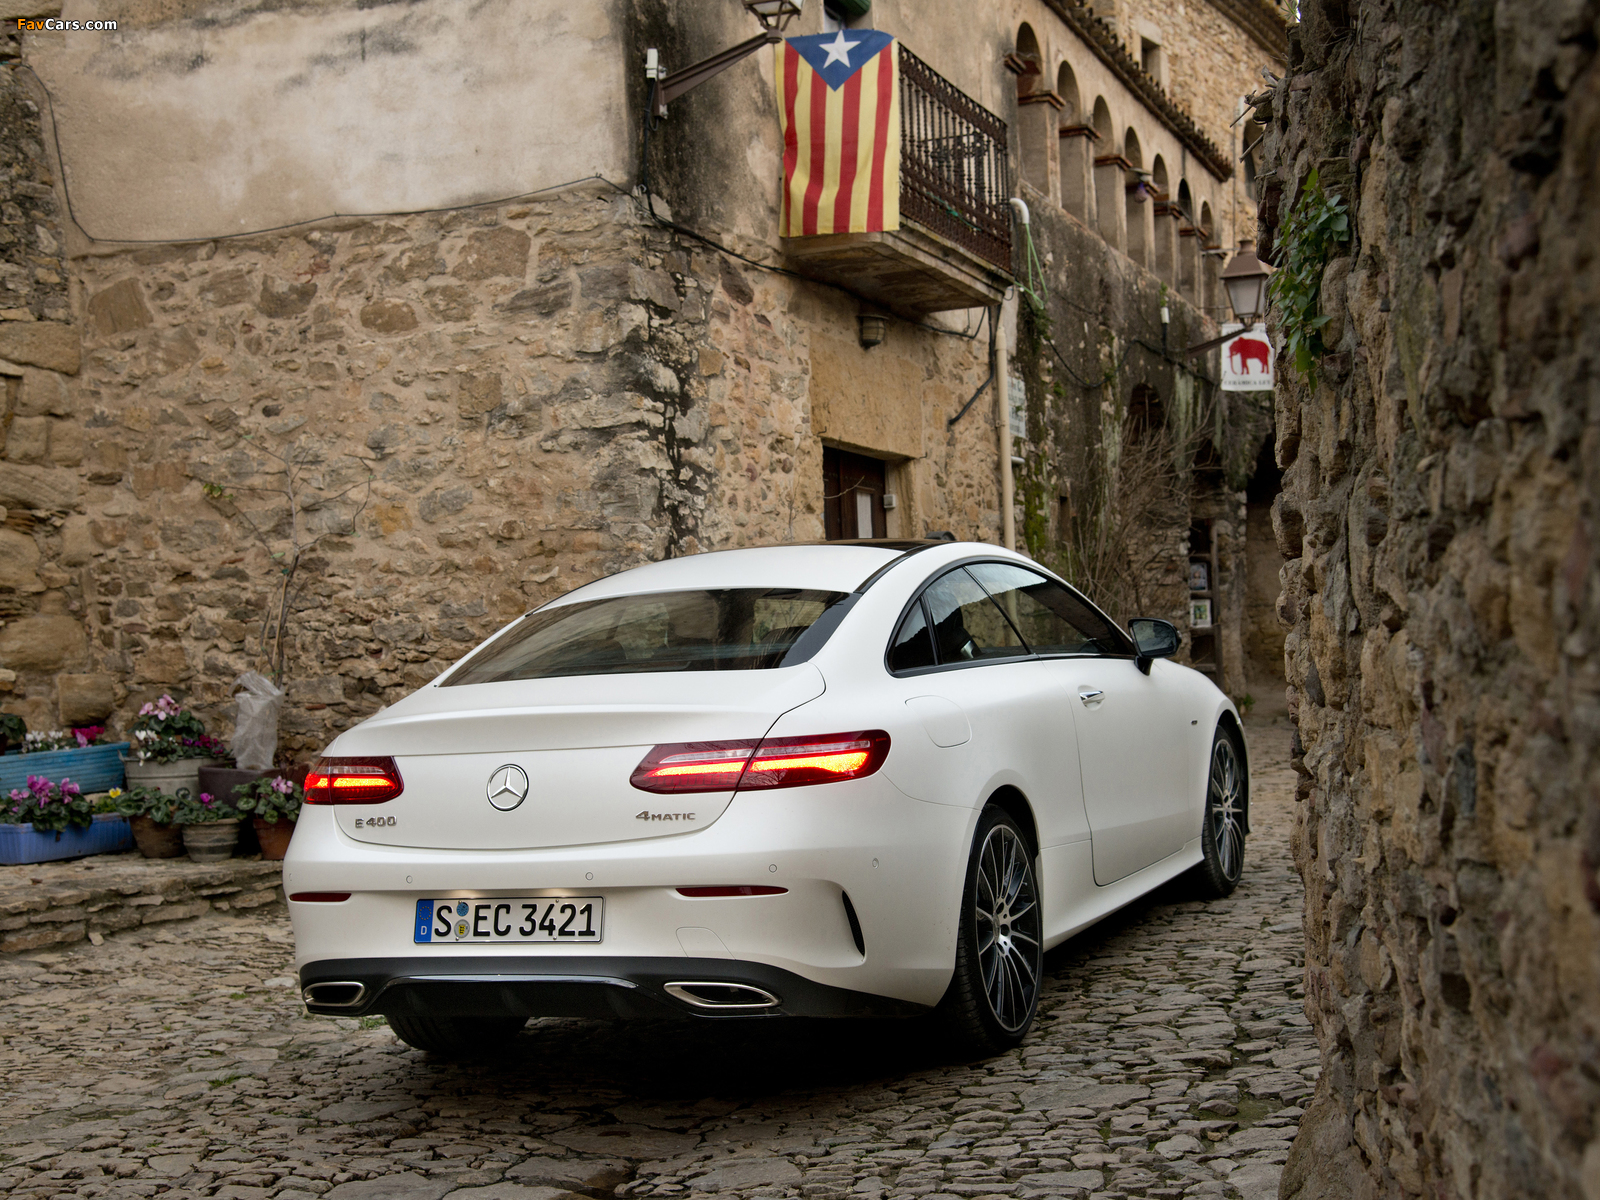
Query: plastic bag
231 671 285 771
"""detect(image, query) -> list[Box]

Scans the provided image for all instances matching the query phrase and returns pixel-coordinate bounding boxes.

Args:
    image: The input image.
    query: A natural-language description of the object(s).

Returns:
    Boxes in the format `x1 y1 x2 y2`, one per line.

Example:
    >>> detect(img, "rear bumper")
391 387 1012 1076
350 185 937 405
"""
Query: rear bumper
299 955 930 1020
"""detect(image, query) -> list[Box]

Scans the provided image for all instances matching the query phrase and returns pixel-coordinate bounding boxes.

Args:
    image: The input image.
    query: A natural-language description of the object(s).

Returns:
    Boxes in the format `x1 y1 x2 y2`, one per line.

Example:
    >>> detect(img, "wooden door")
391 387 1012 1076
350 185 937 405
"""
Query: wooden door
823 448 887 540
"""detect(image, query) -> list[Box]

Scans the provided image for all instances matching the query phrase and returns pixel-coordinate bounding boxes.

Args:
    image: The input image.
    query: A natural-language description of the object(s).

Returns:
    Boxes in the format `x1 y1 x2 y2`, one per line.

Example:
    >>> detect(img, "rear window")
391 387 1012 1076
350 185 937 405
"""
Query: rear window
442 588 848 685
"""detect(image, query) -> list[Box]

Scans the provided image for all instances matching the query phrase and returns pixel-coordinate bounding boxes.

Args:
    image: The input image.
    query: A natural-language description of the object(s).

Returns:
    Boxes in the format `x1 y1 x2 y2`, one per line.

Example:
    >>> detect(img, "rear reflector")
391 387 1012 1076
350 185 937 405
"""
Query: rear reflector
676 886 788 897
288 892 351 903
631 731 889 794
304 757 403 805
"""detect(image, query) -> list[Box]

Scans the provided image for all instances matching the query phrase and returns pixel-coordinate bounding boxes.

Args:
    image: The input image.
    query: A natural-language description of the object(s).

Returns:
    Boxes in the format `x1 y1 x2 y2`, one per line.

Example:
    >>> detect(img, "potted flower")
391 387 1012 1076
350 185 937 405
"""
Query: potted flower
0 722 130 796
124 695 232 800
108 784 185 859
234 774 302 860
175 789 243 863
0 775 134 865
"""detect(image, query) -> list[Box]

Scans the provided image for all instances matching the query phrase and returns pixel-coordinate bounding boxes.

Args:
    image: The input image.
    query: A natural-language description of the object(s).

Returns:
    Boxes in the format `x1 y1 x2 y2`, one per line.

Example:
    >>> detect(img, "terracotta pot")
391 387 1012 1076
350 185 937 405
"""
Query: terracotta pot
182 818 241 863
130 815 185 859
252 817 296 860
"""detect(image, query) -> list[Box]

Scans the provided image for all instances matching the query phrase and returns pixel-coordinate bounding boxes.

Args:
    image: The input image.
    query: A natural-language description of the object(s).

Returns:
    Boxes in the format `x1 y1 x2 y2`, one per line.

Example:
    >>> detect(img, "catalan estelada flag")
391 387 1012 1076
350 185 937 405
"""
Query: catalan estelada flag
776 29 900 237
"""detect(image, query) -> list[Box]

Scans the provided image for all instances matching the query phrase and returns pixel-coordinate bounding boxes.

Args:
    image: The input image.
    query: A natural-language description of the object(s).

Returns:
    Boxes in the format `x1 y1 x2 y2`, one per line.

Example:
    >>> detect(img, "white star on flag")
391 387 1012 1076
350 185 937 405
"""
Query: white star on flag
820 29 861 68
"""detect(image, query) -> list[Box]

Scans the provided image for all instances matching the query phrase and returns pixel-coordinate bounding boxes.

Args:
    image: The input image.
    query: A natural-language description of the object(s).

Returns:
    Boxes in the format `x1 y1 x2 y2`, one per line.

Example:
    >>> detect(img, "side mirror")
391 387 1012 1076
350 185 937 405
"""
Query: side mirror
1129 618 1180 674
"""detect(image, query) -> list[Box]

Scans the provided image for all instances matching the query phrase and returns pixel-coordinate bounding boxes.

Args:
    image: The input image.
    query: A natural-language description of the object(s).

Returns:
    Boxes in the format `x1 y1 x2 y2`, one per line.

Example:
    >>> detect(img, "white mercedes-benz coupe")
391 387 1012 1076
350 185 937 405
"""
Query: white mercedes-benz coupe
287 540 1248 1056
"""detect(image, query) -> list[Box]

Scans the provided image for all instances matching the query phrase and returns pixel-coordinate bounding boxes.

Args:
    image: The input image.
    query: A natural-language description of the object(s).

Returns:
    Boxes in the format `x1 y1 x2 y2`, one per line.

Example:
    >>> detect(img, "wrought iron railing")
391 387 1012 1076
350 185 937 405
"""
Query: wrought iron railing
899 45 1013 274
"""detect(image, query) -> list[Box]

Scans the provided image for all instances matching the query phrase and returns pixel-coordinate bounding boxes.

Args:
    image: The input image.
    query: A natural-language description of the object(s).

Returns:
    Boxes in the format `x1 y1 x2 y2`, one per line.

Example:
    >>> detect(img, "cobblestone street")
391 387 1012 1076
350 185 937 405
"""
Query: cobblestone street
0 715 1308 1200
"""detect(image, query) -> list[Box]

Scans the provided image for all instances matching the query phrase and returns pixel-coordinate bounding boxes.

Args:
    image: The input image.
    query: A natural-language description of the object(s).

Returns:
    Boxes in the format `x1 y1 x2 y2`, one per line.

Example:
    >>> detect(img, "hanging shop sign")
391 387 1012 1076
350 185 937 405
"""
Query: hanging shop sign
1220 322 1274 391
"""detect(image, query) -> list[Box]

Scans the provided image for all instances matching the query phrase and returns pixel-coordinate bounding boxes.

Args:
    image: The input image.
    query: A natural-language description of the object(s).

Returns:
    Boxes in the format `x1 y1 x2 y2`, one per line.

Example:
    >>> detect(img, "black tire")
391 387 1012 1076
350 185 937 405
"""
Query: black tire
934 806 1043 1056
1192 725 1247 897
385 1010 525 1057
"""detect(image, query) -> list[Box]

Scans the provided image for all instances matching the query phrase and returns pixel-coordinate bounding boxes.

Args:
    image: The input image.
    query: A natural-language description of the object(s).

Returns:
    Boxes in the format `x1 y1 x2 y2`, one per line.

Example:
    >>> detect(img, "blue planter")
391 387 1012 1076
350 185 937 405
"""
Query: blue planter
0 813 134 865
0 743 130 797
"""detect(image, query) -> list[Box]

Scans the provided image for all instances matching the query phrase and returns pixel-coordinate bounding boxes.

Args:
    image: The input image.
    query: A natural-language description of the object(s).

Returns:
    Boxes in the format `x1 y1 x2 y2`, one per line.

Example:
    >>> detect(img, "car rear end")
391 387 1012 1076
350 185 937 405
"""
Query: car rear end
287 547 967 1026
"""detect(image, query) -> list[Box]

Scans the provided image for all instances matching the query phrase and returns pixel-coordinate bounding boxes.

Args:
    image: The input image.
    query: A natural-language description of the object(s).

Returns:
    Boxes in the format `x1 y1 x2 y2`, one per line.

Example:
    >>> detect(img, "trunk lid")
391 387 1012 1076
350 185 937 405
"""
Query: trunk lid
325 666 825 850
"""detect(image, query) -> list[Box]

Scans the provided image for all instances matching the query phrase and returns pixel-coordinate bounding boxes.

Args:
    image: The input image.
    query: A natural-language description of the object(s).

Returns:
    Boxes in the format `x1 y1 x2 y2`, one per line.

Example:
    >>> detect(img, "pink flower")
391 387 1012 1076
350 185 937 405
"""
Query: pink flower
271 777 293 794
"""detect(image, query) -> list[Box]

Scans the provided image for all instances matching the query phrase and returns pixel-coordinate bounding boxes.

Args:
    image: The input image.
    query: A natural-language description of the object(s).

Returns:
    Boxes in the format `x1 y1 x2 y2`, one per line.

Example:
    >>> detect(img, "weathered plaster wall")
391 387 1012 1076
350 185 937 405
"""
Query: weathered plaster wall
1260 2 1600 1197
25 0 631 241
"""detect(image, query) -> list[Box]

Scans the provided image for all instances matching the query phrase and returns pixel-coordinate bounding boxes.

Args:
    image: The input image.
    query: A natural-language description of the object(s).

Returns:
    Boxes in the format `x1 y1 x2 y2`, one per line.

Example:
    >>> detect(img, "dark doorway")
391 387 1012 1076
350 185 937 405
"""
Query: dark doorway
823 448 887 540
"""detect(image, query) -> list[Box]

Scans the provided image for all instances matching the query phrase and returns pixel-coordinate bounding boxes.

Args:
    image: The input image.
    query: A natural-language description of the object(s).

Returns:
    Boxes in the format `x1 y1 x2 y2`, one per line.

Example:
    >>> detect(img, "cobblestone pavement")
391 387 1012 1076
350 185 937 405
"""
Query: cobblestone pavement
0 714 1308 1200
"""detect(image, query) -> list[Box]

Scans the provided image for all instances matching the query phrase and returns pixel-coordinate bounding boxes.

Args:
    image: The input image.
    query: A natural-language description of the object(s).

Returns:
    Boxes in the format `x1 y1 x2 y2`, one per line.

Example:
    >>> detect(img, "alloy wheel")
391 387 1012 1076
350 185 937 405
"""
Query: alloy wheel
973 823 1041 1033
1209 736 1245 883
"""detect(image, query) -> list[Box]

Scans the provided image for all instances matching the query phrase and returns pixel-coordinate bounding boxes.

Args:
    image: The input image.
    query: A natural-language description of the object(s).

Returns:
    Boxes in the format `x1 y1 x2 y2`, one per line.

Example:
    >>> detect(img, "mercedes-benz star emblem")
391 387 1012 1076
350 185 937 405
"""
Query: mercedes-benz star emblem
486 764 529 811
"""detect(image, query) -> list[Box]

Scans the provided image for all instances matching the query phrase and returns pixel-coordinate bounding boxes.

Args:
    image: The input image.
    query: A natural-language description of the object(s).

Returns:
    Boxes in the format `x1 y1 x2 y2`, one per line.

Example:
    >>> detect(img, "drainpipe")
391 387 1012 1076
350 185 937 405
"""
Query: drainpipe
995 309 1015 551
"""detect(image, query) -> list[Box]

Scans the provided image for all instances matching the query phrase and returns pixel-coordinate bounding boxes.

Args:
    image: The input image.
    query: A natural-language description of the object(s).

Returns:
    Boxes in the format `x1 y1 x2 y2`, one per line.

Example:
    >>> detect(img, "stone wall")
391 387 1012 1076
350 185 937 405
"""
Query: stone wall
1259 2 1600 1197
0 178 993 755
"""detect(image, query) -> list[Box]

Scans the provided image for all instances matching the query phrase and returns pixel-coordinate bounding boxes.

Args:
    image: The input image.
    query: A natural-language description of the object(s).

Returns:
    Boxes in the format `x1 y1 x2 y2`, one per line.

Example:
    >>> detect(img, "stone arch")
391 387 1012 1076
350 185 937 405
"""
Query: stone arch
1091 98 1122 248
1124 129 1150 267
1200 201 1220 313
1057 61 1090 222
1151 155 1175 283
1014 24 1054 196
1177 180 1198 300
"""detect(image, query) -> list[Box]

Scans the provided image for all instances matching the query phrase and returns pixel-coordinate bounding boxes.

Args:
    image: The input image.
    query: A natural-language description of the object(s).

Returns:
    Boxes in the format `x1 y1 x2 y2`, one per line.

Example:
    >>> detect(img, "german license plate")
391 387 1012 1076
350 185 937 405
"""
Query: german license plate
414 897 603 944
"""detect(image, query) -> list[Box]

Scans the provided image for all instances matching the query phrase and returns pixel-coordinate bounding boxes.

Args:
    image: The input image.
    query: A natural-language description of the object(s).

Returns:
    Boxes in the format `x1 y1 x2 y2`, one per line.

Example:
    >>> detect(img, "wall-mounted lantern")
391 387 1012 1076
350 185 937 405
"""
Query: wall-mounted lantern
858 312 888 349
647 0 805 120
1183 238 1276 358
1219 238 1272 325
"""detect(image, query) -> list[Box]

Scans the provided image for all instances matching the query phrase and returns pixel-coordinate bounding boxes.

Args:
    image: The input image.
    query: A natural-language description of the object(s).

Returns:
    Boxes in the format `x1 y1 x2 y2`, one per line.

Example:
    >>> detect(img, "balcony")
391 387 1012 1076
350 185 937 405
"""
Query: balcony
781 45 1014 316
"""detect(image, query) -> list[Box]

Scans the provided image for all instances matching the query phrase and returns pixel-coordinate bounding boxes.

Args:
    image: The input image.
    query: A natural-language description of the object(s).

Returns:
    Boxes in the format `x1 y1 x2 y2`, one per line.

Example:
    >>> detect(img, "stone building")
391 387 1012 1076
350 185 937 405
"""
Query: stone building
0 0 1283 754
1254 1 1600 1197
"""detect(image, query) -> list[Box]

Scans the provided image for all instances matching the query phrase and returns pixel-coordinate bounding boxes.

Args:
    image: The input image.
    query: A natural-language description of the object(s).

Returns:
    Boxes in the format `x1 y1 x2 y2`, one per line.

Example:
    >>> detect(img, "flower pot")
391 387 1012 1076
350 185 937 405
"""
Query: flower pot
253 817 296 860
0 743 131 795
182 818 241 863
0 814 133 865
124 757 229 800
130 814 185 859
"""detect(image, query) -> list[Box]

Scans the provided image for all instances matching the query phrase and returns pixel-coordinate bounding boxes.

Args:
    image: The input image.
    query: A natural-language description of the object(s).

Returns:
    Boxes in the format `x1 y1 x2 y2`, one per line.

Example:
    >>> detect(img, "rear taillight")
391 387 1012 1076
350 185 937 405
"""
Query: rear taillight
303 756 404 805
631 731 889 795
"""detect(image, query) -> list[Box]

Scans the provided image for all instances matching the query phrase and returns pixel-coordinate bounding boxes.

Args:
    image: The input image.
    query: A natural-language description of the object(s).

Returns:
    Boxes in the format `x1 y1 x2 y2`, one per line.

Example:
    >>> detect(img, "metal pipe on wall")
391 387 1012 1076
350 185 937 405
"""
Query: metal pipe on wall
995 310 1015 551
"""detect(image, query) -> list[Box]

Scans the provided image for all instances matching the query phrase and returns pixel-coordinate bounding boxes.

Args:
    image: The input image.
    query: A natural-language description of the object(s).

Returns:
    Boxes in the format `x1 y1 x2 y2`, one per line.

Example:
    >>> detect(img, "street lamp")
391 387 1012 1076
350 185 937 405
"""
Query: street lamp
648 0 805 120
742 0 804 30
1219 238 1272 325
1182 237 1276 358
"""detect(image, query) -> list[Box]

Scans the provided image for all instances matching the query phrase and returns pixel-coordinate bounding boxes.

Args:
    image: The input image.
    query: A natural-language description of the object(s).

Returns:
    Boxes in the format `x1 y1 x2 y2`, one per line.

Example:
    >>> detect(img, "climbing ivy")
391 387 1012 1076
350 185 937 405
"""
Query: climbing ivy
1268 167 1350 388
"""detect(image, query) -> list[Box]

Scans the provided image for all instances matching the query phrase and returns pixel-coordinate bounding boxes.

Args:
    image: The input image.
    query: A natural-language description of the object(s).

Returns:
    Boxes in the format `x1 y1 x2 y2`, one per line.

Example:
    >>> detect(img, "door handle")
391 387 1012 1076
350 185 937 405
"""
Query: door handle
1078 689 1104 704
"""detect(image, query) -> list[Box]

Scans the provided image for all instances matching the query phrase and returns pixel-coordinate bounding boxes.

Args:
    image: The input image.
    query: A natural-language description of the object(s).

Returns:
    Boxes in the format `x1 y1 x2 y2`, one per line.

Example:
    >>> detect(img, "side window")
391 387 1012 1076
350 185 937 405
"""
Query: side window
922 569 1028 663
888 600 938 672
967 563 1124 655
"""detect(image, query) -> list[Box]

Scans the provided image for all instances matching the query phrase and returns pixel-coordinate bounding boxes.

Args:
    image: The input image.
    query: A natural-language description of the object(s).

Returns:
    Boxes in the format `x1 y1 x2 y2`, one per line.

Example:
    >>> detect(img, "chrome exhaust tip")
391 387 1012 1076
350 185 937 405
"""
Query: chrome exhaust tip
664 981 781 1010
302 981 367 1008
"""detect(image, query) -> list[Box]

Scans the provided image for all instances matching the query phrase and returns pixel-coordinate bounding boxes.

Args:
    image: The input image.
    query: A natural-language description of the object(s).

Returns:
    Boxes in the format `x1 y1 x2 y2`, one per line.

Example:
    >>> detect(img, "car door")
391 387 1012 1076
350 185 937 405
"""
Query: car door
963 564 1190 887
879 567 1089 854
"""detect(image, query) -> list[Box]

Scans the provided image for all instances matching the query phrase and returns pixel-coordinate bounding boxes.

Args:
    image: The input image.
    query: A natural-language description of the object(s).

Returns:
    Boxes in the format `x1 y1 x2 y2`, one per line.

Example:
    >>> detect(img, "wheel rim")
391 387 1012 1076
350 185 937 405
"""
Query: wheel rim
974 824 1041 1033
1209 737 1245 883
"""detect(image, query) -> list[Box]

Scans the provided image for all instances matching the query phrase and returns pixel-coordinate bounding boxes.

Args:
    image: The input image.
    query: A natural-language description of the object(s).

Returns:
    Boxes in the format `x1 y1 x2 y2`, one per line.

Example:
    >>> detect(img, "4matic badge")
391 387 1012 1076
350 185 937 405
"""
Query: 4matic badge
636 811 696 822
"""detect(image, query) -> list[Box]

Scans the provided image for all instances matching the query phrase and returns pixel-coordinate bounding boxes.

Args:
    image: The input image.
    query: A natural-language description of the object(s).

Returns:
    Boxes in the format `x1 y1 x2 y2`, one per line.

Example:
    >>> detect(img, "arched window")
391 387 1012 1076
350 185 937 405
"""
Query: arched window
1091 98 1122 249
1177 179 1198 301
1241 118 1264 203
1151 155 1175 283
1200 201 1220 314
1013 25 1054 196
1124 129 1151 268
1057 62 1090 222
1128 383 1164 438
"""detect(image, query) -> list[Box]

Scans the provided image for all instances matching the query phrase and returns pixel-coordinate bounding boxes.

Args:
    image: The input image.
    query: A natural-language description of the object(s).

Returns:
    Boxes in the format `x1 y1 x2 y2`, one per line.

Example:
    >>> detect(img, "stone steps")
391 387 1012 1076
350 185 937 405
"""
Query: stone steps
0 851 283 954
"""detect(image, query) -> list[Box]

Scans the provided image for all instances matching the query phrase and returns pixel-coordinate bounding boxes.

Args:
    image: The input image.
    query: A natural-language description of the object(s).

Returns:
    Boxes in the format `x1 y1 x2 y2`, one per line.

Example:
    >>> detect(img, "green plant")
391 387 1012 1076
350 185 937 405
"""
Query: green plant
3 776 93 833
1237 693 1257 716
1268 167 1351 387
234 775 303 824
128 694 229 764
174 790 240 825
107 784 181 826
